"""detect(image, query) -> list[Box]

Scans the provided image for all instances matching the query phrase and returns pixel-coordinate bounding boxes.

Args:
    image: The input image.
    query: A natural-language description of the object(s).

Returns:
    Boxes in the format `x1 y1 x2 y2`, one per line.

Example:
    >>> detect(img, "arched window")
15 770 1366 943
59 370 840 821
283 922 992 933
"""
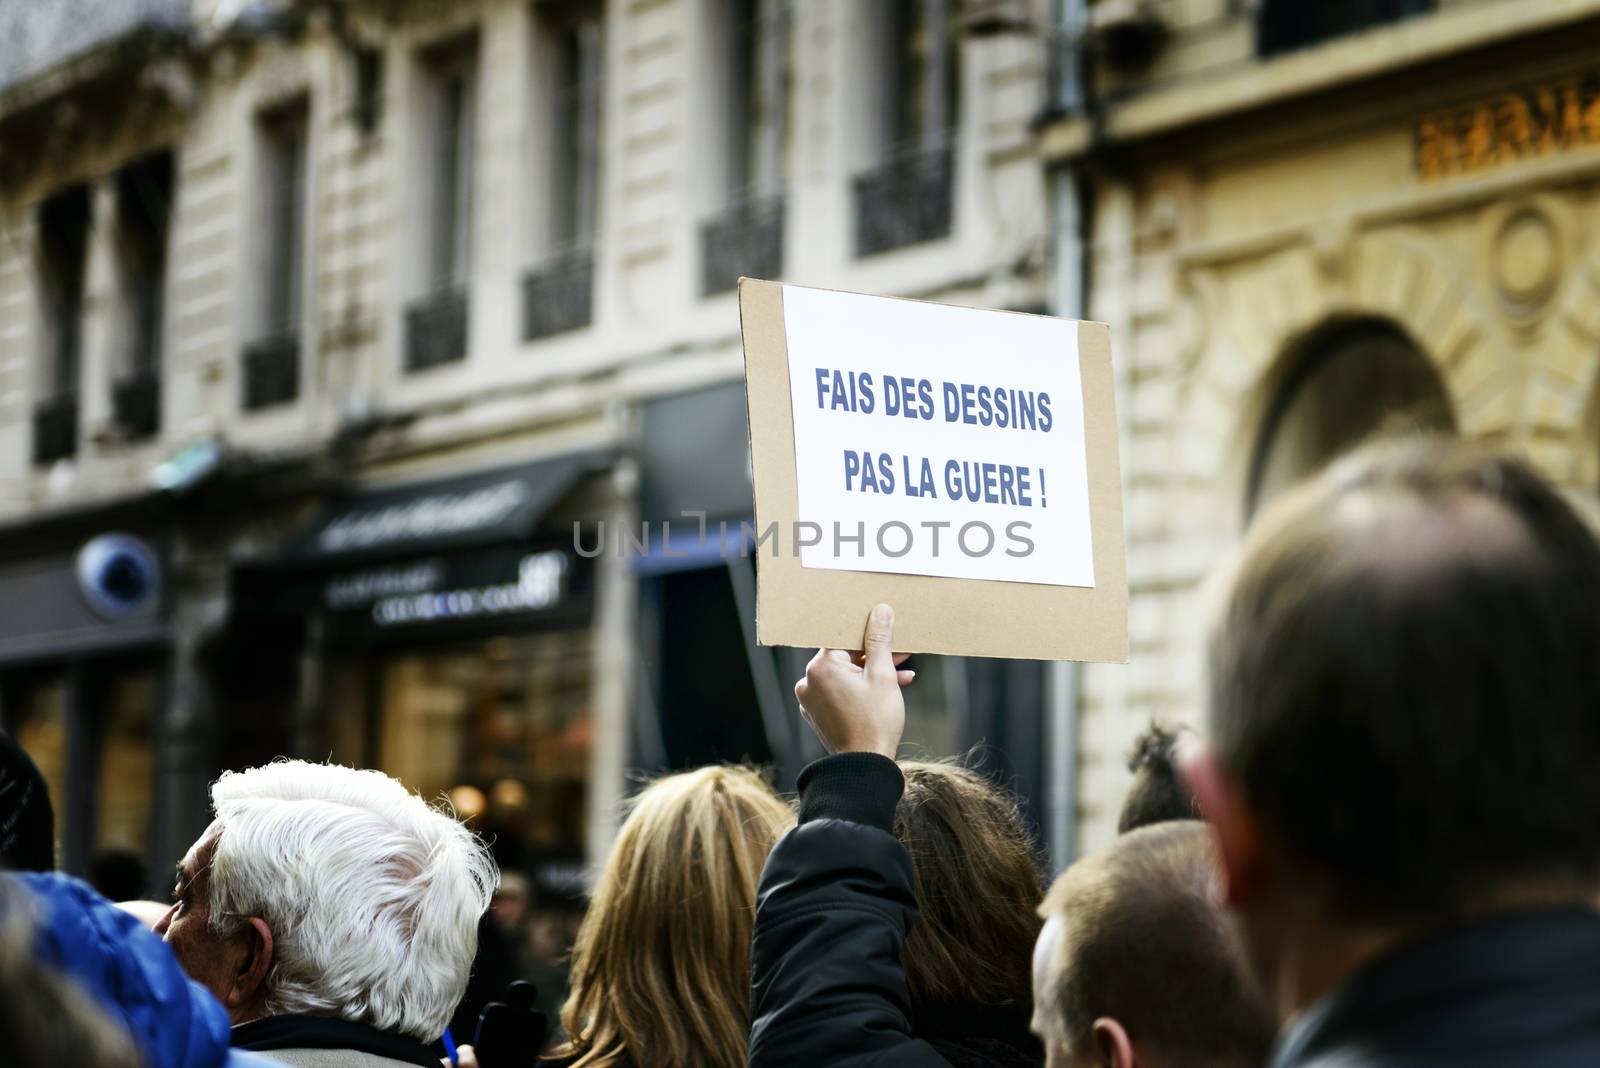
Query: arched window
1246 319 1453 516
1257 0 1434 58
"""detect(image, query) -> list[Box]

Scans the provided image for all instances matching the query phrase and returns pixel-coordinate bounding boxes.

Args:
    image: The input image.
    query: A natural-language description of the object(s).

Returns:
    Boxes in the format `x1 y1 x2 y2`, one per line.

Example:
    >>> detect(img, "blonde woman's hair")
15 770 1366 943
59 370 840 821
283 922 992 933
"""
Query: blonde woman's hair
553 765 795 1068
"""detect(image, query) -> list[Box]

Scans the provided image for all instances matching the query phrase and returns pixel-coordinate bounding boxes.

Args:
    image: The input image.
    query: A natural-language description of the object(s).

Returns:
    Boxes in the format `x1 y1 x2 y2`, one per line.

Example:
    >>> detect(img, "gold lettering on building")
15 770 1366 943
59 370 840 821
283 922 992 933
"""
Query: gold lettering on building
1416 78 1600 180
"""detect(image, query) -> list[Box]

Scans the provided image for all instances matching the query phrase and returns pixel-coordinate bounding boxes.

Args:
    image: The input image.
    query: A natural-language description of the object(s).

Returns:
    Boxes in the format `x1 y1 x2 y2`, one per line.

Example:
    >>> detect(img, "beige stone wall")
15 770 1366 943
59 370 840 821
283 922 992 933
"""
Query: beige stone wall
0 209 37 506
0 96 188 514
0 0 1047 506
1075 3 1600 851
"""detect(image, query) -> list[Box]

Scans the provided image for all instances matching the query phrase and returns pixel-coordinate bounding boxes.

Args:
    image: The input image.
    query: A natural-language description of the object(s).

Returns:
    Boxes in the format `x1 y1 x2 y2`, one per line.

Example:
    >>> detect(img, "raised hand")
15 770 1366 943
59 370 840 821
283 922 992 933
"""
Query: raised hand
794 604 916 759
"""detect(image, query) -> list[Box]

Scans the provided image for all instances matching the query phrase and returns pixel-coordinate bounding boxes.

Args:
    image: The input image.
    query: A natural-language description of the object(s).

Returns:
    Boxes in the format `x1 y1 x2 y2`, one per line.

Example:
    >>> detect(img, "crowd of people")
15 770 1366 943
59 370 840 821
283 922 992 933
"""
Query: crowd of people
4 434 1600 1067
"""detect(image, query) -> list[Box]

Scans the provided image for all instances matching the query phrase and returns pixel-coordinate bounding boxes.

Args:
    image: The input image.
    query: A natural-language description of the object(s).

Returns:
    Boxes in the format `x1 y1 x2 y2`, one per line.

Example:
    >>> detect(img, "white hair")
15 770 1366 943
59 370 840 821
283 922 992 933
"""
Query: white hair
204 761 498 1040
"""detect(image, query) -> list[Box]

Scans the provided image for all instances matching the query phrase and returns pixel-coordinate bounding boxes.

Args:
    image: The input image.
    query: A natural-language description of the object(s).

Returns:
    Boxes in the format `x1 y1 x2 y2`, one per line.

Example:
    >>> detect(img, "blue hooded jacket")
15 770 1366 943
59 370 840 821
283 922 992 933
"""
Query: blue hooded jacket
13 872 277 1068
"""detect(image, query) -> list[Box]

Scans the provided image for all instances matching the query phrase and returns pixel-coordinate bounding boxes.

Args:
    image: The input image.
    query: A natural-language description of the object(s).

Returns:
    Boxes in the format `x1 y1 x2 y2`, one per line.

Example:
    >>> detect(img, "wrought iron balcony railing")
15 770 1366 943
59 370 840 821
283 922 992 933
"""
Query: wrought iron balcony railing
699 196 785 295
405 287 469 371
111 368 160 439
522 248 594 341
852 144 955 258
243 333 300 411
32 394 77 464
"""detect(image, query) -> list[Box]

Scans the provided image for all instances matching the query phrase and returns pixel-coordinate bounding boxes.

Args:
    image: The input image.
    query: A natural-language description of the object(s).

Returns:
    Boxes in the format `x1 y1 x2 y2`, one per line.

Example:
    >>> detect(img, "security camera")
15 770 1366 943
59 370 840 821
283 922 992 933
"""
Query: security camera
76 534 161 622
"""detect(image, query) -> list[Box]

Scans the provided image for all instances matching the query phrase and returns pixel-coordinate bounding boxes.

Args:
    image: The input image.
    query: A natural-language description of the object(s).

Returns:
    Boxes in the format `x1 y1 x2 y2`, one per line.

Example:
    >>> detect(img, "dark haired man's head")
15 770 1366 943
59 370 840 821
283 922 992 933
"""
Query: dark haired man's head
1117 724 1198 834
1183 436 1600 1011
895 760 1045 1047
0 731 54 873
1032 821 1274 1068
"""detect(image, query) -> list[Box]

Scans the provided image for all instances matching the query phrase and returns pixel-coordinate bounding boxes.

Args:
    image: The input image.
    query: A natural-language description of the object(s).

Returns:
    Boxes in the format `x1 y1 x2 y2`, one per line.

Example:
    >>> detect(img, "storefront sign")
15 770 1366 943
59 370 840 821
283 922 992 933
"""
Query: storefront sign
317 480 531 554
325 560 444 609
1416 75 1600 181
369 550 569 627
740 279 1128 663
76 533 162 622
282 451 610 565
0 537 170 665
234 542 593 640
231 451 608 647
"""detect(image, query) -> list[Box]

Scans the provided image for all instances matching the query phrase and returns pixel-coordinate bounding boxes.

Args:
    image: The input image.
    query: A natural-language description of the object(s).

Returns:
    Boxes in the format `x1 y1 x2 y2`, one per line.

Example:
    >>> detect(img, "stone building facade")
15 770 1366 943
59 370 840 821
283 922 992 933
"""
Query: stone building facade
1047 0 1600 852
0 0 1053 889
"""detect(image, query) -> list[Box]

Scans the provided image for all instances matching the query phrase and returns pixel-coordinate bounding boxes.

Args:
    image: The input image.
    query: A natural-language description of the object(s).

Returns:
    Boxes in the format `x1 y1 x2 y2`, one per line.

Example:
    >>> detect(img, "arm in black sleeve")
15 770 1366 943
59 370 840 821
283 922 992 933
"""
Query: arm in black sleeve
747 752 952 1068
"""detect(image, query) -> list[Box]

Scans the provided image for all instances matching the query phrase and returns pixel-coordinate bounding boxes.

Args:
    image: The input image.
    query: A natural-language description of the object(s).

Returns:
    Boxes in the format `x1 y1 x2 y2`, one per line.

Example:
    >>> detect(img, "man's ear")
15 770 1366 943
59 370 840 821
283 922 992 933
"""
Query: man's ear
1091 1017 1136 1068
226 917 275 1010
1177 737 1262 908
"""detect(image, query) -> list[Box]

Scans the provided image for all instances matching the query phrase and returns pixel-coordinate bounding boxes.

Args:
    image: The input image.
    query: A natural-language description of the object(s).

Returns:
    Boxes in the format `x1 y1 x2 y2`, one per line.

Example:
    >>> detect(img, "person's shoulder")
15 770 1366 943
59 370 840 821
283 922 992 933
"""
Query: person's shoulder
248 1051 423 1068
927 1034 1042 1068
13 872 236 1068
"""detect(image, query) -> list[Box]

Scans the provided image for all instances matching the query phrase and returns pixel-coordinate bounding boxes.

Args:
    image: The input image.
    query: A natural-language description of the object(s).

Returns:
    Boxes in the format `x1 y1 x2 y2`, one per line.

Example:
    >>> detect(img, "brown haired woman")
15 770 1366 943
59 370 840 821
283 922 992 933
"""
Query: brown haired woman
750 606 1045 1067
544 765 794 1068
896 761 1045 1066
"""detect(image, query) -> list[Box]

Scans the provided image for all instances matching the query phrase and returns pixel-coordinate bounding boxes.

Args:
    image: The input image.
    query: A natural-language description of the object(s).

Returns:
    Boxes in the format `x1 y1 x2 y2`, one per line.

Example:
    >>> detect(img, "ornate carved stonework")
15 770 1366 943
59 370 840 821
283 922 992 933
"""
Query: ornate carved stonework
1486 199 1565 324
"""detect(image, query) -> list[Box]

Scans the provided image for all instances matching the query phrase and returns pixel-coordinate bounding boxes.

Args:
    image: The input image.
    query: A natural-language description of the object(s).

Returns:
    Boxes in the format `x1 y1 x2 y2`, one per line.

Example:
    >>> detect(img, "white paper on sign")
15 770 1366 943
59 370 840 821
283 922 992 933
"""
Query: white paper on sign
781 285 1096 588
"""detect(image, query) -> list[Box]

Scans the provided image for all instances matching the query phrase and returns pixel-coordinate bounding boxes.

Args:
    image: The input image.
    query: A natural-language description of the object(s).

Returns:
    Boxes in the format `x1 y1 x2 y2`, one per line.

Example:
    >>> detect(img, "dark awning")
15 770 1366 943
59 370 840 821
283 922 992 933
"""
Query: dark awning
275 449 611 569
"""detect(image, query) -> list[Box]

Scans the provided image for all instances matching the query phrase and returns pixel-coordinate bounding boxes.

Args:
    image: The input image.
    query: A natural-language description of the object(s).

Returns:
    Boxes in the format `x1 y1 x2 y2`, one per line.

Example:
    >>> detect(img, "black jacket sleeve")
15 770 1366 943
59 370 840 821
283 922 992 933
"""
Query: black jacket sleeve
747 753 953 1068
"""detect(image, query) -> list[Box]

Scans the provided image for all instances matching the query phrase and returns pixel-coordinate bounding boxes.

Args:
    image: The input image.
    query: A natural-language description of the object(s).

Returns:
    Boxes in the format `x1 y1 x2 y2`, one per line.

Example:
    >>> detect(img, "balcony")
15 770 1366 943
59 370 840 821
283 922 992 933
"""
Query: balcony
522 248 594 341
32 394 77 464
0 0 189 96
243 333 300 411
852 144 955 257
111 368 159 439
405 287 469 372
699 196 785 295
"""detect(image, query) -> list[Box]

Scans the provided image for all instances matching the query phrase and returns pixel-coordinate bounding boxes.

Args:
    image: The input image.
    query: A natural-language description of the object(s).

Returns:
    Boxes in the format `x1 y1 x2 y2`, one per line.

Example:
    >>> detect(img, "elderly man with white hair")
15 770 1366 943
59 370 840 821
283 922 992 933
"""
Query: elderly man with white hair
155 760 498 1067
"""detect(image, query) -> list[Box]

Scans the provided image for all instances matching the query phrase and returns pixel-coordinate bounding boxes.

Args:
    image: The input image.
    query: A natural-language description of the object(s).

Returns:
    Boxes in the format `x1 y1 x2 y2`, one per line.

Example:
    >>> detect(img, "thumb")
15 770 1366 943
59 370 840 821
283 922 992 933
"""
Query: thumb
862 603 895 681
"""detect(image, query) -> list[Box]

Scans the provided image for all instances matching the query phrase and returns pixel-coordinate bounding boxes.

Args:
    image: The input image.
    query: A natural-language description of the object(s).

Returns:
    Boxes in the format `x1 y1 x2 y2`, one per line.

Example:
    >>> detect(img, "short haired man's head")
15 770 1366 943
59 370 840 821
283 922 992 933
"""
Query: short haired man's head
895 760 1045 1041
1032 822 1274 1068
156 761 497 1041
1116 724 1198 834
1187 437 1600 935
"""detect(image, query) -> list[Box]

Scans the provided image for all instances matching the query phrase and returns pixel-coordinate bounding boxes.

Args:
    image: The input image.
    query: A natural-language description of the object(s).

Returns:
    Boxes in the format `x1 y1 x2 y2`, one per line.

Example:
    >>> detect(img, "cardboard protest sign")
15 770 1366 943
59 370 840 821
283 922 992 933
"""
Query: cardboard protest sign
739 279 1127 663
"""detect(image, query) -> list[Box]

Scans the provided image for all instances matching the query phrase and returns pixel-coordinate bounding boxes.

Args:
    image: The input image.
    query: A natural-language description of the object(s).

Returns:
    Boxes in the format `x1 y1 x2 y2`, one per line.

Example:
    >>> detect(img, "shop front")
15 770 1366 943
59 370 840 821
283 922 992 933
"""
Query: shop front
230 450 613 893
0 500 171 887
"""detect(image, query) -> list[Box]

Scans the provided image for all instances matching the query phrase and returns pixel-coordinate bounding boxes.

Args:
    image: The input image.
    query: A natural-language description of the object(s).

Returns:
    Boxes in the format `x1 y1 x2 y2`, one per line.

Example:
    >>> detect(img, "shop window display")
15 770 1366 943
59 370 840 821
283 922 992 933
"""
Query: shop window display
331 630 594 879
94 671 155 856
